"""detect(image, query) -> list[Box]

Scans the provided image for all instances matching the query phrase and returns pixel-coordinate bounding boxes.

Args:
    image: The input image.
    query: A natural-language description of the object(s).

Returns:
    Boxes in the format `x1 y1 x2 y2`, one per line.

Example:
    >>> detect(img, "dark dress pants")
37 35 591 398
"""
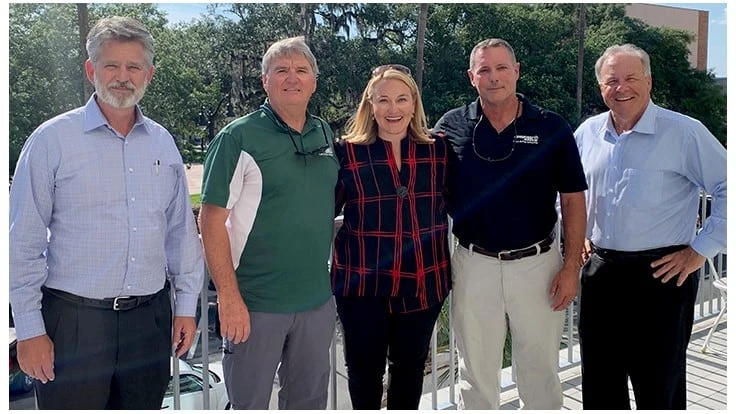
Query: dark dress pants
336 296 444 410
35 284 172 409
578 246 699 410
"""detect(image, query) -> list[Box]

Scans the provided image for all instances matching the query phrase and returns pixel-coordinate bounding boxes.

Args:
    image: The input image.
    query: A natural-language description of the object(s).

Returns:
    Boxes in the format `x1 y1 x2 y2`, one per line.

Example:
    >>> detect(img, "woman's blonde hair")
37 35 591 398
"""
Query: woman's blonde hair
342 68 433 145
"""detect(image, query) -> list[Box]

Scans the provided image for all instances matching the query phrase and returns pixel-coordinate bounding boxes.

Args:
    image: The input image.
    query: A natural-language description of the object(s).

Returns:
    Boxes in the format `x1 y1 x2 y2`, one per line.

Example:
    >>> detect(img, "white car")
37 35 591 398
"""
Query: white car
162 358 230 410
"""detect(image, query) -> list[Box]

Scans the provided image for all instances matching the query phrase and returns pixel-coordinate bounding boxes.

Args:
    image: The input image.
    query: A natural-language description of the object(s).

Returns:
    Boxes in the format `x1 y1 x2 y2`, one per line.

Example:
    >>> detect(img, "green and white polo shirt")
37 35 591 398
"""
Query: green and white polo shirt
201 103 338 313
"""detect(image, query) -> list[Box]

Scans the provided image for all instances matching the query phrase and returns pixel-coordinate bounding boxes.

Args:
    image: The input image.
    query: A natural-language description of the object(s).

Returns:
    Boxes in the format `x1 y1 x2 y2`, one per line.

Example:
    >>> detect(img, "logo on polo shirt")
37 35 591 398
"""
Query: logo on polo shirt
513 135 540 145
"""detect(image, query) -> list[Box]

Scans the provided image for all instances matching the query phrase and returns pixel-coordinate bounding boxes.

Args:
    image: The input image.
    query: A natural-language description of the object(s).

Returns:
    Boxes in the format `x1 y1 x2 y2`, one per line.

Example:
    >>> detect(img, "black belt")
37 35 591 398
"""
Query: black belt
459 234 555 261
590 244 688 262
42 285 165 311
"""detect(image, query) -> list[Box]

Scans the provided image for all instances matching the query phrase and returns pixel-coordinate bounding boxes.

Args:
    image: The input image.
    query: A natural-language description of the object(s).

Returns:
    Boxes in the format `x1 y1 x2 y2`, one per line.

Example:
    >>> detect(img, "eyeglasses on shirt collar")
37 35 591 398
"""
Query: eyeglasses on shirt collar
260 103 331 156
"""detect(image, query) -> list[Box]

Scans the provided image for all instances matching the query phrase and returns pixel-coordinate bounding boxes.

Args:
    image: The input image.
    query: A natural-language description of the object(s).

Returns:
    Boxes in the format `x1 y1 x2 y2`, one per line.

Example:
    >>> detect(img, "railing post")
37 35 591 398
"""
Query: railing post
329 326 337 410
200 265 210 410
448 291 457 407
171 285 181 410
566 303 575 363
328 233 338 410
447 217 458 409
430 323 438 409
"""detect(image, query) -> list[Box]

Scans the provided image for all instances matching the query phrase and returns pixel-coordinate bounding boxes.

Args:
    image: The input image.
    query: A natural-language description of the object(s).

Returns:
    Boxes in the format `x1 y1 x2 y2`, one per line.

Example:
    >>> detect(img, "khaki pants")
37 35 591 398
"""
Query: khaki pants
452 244 565 409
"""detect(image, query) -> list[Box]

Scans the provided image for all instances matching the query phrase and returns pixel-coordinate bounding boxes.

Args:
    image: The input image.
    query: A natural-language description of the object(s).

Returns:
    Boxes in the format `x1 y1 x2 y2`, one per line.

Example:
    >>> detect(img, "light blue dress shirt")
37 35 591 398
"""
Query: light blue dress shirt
574 100 726 256
10 95 204 341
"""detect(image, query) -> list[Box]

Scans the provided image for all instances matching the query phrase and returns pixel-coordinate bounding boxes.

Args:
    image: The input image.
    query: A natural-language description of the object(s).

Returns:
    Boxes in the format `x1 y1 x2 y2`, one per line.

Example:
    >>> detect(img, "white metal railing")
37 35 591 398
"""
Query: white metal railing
177 194 724 410
420 192 725 409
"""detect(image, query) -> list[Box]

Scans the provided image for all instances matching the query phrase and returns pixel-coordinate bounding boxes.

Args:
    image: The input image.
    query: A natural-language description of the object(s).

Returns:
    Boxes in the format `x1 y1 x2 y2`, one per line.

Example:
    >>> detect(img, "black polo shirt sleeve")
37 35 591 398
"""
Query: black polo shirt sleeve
550 115 588 194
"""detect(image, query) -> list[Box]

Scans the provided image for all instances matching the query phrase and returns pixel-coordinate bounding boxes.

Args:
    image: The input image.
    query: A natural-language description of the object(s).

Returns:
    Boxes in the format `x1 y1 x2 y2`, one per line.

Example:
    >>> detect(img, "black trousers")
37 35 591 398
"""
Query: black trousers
35 284 172 409
578 245 699 410
336 296 444 410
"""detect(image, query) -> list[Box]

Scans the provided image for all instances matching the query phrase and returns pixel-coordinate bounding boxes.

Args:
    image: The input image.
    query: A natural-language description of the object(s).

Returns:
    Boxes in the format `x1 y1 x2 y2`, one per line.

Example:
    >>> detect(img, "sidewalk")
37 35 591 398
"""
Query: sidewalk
185 163 204 195
417 317 727 410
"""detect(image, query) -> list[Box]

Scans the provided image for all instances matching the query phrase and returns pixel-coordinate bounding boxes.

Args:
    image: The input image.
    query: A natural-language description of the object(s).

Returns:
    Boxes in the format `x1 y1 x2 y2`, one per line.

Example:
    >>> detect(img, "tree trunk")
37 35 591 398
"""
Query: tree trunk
77 3 93 100
415 4 428 95
300 3 315 44
576 4 586 124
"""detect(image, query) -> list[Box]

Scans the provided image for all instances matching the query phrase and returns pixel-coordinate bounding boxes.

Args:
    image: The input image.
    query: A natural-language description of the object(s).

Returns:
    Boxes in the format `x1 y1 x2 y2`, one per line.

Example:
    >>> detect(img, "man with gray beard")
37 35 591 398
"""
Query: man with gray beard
9 16 203 409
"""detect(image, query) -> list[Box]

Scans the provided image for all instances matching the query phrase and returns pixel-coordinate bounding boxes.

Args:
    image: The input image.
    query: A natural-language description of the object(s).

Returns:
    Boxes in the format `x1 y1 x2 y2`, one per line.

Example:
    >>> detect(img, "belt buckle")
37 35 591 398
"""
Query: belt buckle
113 296 132 311
499 250 520 261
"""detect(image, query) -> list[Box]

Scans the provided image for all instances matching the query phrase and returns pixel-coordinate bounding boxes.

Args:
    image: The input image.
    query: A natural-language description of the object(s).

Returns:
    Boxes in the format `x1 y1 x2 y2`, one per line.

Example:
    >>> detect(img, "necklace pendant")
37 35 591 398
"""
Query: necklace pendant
396 185 409 198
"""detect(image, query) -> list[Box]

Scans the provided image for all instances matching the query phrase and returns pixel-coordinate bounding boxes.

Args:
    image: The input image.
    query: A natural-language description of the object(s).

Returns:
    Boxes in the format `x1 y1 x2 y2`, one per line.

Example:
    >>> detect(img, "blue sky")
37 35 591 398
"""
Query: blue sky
156 2 728 77
661 3 727 77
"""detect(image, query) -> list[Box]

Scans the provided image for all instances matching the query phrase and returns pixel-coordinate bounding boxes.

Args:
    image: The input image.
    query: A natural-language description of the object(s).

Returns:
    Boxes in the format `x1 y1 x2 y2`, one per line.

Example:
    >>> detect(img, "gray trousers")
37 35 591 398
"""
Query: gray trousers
222 297 336 409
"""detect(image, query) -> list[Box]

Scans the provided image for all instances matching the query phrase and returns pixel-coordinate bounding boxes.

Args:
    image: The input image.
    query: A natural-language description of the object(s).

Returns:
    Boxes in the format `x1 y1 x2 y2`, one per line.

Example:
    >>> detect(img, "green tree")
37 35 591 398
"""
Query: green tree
9 3 726 176
416 4 429 93
581 5 726 145
9 4 84 175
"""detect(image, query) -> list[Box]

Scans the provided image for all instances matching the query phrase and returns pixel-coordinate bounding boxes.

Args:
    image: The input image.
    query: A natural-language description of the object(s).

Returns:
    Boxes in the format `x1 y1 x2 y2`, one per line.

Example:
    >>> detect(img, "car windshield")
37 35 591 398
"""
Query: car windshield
164 374 203 397
191 365 220 384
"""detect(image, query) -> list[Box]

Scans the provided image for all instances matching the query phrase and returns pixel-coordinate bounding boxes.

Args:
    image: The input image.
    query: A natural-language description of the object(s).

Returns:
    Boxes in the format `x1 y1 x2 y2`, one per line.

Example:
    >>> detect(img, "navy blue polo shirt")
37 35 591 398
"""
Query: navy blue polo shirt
434 94 587 252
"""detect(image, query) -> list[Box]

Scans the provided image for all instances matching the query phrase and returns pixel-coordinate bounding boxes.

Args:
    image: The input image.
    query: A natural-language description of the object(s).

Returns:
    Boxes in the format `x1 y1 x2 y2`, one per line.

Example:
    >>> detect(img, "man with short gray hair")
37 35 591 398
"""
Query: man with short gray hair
10 16 204 409
199 36 338 409
575 43 727 409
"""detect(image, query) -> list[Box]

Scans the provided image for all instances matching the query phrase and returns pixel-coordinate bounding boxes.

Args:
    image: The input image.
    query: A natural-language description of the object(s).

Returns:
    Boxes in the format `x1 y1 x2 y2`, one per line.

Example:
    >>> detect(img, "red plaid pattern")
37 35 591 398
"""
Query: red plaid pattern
332 137 451 313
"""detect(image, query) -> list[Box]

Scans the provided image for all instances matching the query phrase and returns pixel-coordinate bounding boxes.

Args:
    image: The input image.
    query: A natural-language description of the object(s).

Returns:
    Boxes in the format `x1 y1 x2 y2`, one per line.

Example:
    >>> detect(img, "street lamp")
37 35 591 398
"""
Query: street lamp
197 93 235 151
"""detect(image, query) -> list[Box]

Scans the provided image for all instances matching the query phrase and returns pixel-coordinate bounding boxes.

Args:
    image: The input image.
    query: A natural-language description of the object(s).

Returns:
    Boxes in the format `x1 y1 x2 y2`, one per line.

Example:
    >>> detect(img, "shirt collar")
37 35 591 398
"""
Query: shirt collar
83 94 149 135
260 98 317 133
604 99 657 137
468 93 541 122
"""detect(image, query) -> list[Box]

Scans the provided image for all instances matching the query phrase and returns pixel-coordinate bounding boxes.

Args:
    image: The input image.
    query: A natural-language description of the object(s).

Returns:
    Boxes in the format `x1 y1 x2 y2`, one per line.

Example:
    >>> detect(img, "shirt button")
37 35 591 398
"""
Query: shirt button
131 197 136 202
130 257 136 262
129 168 134 172
132 227 137 232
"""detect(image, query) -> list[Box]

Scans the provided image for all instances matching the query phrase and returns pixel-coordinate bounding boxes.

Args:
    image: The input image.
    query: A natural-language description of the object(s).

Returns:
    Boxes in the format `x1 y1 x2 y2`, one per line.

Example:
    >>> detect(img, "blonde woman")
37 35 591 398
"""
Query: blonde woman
331 65 451 409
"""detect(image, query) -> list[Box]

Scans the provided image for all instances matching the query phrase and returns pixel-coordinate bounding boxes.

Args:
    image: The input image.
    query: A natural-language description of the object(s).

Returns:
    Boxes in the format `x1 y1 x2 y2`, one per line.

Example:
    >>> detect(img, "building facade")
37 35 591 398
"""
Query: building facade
625 3 709 71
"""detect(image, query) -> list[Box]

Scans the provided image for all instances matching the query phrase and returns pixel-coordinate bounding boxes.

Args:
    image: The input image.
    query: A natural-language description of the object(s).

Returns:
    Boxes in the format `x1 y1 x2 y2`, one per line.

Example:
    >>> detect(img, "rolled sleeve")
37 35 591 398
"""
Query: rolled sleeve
685 125 727 258
691 230 725 259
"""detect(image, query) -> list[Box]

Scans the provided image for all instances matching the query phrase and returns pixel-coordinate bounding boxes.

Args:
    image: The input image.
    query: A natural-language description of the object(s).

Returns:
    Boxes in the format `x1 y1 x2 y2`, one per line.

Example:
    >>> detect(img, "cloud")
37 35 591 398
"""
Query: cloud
709 5 727 26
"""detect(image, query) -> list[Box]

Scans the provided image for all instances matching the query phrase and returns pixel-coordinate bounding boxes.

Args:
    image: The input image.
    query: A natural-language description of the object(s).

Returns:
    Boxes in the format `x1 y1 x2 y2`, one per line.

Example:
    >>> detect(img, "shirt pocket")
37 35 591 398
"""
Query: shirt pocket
620 168 664 208
149 163 179 211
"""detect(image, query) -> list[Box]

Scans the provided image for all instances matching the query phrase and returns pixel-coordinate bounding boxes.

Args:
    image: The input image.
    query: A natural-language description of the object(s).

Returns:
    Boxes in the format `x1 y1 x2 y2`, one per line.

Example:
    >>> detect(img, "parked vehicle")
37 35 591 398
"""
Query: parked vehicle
162 358 230 410
9 328 34 395
10 303 228 407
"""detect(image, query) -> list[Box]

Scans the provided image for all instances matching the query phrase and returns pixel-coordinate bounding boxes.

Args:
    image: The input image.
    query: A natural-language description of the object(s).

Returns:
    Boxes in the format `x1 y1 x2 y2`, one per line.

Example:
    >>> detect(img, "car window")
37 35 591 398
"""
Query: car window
164 374 204 397
191 366 220 386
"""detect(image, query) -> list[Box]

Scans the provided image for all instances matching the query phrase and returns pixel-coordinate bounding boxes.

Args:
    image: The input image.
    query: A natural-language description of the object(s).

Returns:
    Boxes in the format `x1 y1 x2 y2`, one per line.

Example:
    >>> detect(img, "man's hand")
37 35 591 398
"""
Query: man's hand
582 239 592 263
17 334 55 383
651 246 706 286
554 191 585 311
172 316 197 358
549 265 579 312
218 295 251 344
